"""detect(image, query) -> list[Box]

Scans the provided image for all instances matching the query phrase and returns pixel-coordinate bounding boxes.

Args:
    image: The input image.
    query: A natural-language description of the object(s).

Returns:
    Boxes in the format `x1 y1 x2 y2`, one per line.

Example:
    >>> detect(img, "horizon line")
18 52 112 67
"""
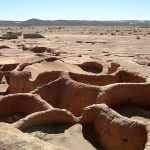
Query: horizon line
0 18 150 22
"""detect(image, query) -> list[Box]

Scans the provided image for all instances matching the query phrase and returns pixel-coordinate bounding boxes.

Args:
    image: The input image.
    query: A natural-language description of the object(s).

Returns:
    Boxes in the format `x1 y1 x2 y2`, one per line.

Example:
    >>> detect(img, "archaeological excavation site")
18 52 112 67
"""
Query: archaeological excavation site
0 26 150 150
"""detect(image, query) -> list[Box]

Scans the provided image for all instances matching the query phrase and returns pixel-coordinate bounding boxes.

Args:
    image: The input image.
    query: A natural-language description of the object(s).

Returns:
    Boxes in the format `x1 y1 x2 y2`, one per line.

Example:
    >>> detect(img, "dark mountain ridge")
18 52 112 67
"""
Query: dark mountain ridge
0 18 150 27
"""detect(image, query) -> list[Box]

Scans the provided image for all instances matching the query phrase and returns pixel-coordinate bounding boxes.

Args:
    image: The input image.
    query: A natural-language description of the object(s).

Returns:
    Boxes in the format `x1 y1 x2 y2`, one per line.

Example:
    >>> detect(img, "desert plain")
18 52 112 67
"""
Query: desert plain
0 26 150 150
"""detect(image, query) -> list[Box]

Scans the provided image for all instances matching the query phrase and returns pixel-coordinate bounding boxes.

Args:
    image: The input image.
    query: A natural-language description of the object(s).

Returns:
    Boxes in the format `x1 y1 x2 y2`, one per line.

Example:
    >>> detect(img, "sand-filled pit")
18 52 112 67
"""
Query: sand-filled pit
0 113 26 123
113 105 150 123
24 124 102 150
23 59 88 79
78 61 103 73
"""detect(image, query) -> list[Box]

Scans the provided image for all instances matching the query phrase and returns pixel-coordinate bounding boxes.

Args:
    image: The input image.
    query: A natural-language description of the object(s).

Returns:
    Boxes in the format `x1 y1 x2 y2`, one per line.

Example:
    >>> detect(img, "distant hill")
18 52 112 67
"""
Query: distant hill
0 18 150 27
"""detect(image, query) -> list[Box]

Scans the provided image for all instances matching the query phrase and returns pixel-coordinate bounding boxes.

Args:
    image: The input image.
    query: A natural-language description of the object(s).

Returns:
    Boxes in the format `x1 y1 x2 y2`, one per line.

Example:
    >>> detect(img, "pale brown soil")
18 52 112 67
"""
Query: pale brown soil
0 26 150 150
113 105 150 123
25 124 102 150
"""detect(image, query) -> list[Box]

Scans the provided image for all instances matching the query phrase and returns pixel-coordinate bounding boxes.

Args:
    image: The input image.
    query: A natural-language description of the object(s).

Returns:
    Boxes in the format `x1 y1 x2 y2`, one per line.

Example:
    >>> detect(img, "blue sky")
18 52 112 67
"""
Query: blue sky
0 0 150 20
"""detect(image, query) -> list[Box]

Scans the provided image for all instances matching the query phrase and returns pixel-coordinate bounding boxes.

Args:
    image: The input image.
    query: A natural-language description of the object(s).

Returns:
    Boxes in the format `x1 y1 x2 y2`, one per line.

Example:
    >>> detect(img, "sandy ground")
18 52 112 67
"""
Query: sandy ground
114 105 150 123
1 27 150 76
0 26 150 149
25 124 101 150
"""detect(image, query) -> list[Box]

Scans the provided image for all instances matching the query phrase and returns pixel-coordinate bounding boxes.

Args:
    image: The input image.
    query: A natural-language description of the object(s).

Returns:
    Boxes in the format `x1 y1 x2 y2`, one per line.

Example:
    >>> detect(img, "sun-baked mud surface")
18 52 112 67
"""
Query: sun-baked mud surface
0 26 150 150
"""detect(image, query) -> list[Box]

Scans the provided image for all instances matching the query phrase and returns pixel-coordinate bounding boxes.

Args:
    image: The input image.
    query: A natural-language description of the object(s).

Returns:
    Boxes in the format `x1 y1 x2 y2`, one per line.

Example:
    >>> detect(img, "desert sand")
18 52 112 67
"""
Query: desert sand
0 26 150 150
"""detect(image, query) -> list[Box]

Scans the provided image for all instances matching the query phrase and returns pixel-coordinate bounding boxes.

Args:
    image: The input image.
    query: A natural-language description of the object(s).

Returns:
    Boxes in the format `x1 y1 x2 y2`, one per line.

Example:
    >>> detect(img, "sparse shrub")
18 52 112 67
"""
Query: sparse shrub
30 46 47 53
111 32 115 36
22 45 30 51
137 36 140 39
76 41 83 43
0 45 10 49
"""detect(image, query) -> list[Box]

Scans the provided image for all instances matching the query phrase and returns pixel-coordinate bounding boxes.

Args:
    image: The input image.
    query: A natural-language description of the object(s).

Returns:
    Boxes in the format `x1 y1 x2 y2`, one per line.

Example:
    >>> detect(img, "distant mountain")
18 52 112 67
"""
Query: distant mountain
0 18 150 27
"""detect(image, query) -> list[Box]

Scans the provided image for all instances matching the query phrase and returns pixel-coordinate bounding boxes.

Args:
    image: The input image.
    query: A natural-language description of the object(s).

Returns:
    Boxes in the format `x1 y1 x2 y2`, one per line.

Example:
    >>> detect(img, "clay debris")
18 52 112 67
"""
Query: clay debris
0 32 22 39
23 33 45 39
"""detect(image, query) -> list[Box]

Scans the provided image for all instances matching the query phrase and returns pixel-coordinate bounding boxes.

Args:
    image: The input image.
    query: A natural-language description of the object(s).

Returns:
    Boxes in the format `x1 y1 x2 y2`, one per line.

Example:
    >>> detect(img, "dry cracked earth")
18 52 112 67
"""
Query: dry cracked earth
0 27 150 150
